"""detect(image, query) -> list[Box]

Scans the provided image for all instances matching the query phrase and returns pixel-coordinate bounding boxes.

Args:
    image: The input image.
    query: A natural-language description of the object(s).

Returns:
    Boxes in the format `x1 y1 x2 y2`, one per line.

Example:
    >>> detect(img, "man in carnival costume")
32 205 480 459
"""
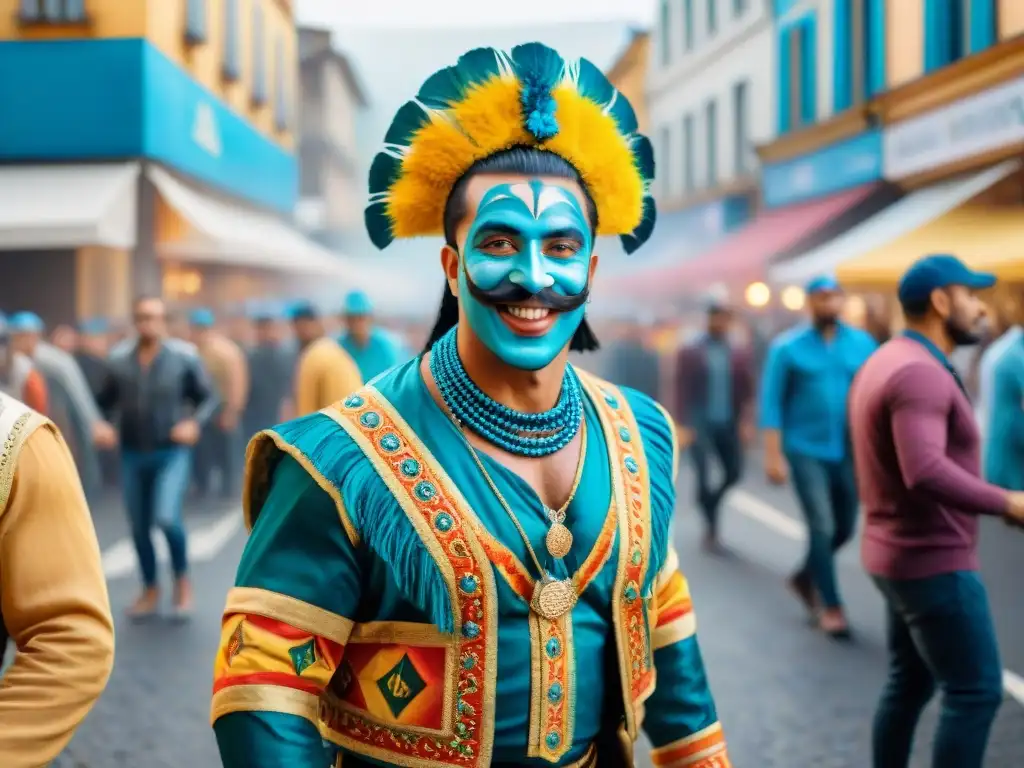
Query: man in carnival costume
211 43 730 768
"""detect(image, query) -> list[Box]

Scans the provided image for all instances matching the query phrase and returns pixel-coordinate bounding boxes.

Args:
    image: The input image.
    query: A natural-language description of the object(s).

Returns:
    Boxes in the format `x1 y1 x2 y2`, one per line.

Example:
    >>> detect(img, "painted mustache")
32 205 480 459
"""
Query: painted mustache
464 271 590 313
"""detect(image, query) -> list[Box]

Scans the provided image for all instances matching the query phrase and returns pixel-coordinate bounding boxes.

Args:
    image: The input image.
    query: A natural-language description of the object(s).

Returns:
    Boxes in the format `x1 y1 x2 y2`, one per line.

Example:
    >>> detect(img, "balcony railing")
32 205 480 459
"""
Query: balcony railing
17 0 89 25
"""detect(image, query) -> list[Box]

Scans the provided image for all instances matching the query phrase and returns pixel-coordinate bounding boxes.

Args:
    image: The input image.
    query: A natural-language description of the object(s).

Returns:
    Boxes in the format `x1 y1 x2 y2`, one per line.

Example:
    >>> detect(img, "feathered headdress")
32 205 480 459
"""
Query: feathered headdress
365 42 657 254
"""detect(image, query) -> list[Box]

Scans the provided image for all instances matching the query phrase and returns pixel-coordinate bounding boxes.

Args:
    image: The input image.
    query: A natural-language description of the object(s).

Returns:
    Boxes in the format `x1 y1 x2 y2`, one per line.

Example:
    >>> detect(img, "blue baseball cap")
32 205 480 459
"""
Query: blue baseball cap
289 300 319 321
344 290 374 316
8 311 44 333
805 275 842 295
897 254 996 308
189 308 216 328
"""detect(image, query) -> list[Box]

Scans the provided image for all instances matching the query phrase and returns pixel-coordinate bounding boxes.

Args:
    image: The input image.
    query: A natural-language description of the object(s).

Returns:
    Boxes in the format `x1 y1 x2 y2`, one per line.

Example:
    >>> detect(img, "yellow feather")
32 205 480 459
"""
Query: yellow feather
386 74 645 242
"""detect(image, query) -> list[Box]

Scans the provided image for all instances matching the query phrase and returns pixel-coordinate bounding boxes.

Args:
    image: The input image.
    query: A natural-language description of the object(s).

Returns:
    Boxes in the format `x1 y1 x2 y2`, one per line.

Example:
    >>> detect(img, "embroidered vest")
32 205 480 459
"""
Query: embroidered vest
290 371 658 768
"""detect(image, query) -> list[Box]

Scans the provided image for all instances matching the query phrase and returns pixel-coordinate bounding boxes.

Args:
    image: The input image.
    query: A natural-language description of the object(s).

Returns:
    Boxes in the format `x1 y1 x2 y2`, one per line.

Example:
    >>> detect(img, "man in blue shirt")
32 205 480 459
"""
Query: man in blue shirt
759 275 877 637
337 290 411 382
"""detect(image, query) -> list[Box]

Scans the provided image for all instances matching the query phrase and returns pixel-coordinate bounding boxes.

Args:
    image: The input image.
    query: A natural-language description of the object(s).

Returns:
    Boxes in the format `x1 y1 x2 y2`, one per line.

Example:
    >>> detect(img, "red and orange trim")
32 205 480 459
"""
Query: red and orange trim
650 723 731 767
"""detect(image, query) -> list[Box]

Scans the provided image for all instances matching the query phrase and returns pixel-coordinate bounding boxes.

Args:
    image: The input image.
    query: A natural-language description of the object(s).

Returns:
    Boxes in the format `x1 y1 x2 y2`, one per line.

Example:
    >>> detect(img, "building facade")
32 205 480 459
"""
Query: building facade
766 0 1024 307
0 0 341 325
648 0 774 211
296 27 368 253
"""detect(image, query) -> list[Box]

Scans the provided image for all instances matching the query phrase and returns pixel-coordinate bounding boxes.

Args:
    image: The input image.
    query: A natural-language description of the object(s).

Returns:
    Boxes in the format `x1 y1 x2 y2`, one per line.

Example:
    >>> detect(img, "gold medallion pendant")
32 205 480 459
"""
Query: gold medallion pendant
531 575 578 620
545 522 574 560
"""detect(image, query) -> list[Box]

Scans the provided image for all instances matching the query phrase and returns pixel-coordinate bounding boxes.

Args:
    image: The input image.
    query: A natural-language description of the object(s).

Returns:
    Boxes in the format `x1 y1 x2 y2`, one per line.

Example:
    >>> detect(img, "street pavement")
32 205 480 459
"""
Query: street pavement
53 465 1024 767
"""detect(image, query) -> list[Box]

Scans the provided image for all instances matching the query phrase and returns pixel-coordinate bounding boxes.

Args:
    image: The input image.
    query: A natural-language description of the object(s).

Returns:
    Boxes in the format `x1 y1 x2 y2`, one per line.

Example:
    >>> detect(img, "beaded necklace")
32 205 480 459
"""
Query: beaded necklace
429 327 583 457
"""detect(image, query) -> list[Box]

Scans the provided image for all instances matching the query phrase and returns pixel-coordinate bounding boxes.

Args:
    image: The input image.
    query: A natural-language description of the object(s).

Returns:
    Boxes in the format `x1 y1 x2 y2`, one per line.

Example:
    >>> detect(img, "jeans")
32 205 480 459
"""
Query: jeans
121 447 192 587
786 452 858 608
871 572 1003 768
194 416 242 499
689 422 743 534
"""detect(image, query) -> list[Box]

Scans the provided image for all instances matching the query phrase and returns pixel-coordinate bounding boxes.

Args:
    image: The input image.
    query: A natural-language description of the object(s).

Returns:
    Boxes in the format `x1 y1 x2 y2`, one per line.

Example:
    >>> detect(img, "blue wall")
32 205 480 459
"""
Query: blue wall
776 8 817 134
0 39 296 212
833 0 887 112
761 130 882 208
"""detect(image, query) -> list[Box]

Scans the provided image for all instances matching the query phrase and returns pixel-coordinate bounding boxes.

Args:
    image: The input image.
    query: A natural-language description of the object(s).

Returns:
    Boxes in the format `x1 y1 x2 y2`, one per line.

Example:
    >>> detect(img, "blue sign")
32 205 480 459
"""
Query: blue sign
761 129 883 208
0 39 297 212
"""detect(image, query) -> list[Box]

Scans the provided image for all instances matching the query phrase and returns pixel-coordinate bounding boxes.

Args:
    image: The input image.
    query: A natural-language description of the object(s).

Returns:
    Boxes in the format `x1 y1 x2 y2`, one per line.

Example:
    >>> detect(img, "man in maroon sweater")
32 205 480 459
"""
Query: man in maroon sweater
849 254 1024 768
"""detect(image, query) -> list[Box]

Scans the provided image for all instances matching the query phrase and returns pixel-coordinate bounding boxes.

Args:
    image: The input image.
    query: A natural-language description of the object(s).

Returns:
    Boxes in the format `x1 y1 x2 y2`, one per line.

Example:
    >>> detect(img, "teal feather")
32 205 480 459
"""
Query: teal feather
365 201 394 250
416 48 503 110
620 196 657 255
511 42 564 140
273 413 456 632
368 152 402 196
632 135 655 183
384 100 430 147
575 58 616 107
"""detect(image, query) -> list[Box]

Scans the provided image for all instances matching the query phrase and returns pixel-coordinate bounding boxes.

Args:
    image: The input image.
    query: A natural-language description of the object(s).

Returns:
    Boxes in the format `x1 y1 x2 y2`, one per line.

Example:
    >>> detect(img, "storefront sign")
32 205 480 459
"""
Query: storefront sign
761 130 882 208
883 75 1024 180
0 39 297 212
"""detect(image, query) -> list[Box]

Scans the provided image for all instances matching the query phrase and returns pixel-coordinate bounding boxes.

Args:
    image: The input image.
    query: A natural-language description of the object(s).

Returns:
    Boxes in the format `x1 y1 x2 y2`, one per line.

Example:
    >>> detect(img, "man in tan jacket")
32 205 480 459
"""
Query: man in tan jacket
288 301 361 416
190 309 250 499
0 391 115 765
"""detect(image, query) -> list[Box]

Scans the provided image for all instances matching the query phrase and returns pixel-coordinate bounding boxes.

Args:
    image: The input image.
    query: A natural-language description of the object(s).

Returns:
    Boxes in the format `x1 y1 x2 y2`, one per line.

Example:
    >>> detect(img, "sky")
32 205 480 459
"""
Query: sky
296 0 656 30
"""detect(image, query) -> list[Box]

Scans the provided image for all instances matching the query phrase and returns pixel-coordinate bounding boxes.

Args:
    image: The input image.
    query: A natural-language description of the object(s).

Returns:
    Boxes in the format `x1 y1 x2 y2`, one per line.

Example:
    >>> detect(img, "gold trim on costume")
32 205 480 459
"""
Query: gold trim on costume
577 370 654 741
349 620 456 646
0 393 49 515
224 587 355 647
527 611 576 762
320 386 499 768
652 613 697 649
243 428 360 546
210 684 320 725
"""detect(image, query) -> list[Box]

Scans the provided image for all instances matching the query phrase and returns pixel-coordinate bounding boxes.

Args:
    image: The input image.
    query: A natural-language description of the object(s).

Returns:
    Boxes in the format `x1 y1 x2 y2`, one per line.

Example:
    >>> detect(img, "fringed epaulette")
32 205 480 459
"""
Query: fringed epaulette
243 411 456 633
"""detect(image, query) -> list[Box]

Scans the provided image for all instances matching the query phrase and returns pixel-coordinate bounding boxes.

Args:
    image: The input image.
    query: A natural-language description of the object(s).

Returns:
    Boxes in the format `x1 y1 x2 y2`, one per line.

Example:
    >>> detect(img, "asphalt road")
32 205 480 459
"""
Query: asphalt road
51 463 1024 767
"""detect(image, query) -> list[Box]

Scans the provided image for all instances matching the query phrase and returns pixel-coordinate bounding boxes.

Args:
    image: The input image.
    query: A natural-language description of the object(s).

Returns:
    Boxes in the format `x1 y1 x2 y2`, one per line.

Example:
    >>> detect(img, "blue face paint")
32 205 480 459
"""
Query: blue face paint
458 180 593 371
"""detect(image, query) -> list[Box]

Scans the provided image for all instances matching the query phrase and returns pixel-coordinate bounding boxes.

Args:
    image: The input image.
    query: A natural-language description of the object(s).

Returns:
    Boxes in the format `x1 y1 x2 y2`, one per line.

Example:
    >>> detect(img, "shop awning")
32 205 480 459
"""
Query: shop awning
835 205 1024 284
770 160 1020 286
150 166 353 277
619 184 878 301
0 163 139 249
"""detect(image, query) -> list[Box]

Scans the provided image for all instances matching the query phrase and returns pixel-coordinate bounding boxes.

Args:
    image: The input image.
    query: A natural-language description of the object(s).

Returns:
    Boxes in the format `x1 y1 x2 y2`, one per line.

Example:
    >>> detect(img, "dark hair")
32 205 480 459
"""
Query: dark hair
901 298 932 320
428 146 600 354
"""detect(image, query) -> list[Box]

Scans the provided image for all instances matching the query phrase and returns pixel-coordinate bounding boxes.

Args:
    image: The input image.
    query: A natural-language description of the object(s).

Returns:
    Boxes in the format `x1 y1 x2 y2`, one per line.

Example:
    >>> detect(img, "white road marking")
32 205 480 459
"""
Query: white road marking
101 508 243 580
725 489 1024 708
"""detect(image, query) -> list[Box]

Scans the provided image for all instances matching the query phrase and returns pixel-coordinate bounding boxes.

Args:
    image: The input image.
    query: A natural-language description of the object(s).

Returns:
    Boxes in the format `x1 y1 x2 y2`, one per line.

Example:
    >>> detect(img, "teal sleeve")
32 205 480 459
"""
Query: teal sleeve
213 454 361 768
625 391 727 758
642 638 720 749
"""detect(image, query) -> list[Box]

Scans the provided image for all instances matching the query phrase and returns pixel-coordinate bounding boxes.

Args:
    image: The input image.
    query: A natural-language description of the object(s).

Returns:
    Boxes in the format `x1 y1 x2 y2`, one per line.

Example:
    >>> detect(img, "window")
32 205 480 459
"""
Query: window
707 0 717 36
185 0 207 44
660 0 672 66
705 100 718 187
788 17 817 129
732 81 750 175
683 0 695 51
968 0 998 53
925 0 968 71
222 0 241 81
252 3 268 106
733 0 748 16
683 114 695 192
18 0 86 23
274 36 289 132
660 125 672 197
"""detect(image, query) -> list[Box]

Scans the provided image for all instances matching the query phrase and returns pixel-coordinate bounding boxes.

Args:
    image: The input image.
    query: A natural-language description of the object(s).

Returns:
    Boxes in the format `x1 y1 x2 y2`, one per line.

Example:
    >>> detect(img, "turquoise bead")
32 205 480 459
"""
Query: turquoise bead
547 682 563 703
545 637 561 658
624 456 639 474
459 575 479 594
434 512 454 532
400 458 421 477
359 411 382 429
414 481 436 501
545 732 561 749
379 433 401 452
462 621 480 639
344 394 364 408
618 426 631 442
